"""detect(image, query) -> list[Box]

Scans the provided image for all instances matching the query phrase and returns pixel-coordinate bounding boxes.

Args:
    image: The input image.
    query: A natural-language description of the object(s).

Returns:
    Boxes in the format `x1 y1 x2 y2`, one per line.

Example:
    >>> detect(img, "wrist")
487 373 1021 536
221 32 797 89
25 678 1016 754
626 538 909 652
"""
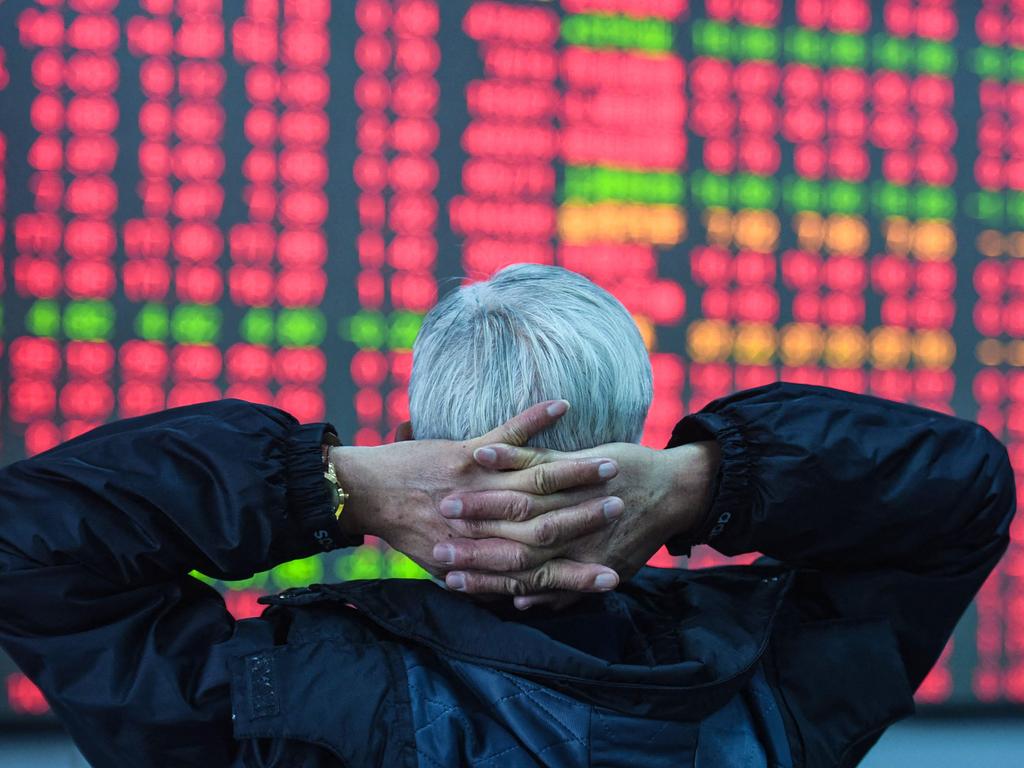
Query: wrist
656 441 720 543
328 445 384 538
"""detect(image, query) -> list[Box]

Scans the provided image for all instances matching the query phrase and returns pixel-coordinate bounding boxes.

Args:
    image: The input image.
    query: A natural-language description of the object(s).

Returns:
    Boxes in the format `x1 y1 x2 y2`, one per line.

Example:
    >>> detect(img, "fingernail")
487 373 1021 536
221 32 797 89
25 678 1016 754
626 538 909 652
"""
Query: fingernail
598 461 618 479
440 498 463 518
447 572 467 591
594 573 617 590
433 544 455 564
602 498 624 521
474 446 497 464
514 598 533 611
546 400 569 417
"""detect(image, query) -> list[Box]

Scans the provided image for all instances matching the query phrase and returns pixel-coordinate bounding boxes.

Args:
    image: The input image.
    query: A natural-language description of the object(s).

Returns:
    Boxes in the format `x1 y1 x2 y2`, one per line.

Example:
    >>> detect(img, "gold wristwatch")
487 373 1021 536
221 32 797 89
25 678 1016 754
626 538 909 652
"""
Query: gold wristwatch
320 433 349 521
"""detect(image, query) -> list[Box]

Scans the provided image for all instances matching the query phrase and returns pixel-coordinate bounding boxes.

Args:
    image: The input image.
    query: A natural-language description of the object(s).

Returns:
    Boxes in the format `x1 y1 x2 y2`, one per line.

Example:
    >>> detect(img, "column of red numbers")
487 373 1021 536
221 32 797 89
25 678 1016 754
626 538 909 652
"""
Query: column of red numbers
874 9 957 413
61 0 119 442
275 0 330 423
226 0 279 407
121 0 173 421
972 0 1024 704
779 11 871 396
352 0 392 445
11 3 65 455
382 0 440 438
451 1 559 277
169 1 226 408
820 64 871 397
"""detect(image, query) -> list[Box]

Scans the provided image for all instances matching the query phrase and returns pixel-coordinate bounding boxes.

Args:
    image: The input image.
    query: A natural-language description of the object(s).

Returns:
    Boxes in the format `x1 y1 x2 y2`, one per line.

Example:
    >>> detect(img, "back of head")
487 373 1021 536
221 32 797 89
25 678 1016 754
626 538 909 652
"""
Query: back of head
409 264 653 451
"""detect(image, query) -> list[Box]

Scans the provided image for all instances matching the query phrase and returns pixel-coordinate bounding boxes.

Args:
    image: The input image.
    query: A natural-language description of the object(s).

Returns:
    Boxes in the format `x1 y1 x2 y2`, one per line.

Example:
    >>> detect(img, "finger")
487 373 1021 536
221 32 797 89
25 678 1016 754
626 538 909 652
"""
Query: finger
516 457 618 496
449 497 624 547
474 442 613 471
447 560 619 595
441 459 617 519
473 443 550 471
434 537 542 572
474 400 570 448
441 486 599 522
513 592 582 611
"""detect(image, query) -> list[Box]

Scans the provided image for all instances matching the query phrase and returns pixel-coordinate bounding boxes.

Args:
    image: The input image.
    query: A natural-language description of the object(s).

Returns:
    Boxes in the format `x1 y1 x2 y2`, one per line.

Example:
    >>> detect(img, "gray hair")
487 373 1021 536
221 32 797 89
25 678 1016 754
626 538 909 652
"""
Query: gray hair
408 264 653 451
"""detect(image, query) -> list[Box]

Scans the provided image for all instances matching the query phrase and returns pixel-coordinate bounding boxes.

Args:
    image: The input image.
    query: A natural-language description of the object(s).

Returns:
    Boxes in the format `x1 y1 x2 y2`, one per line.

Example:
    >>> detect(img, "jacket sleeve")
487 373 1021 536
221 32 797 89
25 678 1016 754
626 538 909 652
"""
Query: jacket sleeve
664 382 1016 752
0 399 360 767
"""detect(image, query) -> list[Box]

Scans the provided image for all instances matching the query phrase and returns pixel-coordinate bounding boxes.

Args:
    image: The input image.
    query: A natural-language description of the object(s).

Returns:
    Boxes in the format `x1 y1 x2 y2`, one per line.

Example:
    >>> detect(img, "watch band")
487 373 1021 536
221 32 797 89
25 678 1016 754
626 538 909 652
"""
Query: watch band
320 431 348 521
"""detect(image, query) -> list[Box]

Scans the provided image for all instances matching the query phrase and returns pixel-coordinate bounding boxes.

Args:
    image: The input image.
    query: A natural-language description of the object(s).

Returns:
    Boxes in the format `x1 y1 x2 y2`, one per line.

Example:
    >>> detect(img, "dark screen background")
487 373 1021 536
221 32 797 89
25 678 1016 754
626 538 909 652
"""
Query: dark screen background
1 0 1022 721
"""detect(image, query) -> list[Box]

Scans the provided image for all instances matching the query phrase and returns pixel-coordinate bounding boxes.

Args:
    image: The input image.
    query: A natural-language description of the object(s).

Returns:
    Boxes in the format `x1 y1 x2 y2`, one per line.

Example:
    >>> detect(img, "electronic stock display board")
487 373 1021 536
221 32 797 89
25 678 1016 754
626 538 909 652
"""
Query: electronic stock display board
1 0 1023 721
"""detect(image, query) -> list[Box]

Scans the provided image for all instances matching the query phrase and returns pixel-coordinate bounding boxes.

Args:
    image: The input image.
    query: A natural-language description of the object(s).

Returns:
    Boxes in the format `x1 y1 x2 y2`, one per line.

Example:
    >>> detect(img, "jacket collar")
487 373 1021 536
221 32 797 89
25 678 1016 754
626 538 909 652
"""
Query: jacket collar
262 565 793 720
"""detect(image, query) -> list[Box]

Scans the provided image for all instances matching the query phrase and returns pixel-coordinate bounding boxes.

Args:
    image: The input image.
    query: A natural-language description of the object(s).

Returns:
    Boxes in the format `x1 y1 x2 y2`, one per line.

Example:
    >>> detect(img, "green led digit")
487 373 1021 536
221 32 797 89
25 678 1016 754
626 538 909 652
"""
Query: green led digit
384 550 431 580
785 177 822 212
389 311 423 350
335 547 384 581
693 172 730 208
734 175 777 210
64 300 115 341
1009 49 1024 81
223 571 270 592
873 182 910 217
967 191 1003 223
341 310 387 349
171 304 221 344
135 303 169 341
26 299 61 337
827 182 866 215
1007 192 1024 227
271 556 324 590
277 307 326 347
562 14 672 52
693 20 731 58
874 35 912 71
739 25 778 61
917 40 955 75
239 307 275 345
830 34 867 67
785 27 822 65
915 186 955 219
972 47 1005 80
562 165 588 200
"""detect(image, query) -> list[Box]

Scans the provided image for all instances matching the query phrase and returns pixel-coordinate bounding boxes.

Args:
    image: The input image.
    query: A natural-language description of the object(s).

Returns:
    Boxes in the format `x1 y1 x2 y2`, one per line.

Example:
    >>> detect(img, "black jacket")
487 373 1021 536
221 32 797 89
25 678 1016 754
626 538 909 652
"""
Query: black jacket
0 383 1014 766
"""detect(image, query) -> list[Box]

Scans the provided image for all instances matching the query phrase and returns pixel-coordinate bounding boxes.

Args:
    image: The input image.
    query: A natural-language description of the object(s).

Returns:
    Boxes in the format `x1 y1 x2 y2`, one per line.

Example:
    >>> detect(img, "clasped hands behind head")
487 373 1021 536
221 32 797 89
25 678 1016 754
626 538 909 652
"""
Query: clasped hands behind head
328 265 718 610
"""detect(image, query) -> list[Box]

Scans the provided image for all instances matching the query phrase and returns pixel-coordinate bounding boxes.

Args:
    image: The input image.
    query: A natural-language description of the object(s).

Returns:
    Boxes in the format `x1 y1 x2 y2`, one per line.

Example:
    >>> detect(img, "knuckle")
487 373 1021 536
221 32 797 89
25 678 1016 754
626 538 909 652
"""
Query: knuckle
462 519 488 537
532 518 557 547
507 545 530 572
530 564 554 591
505 423 529 446
506 494 531 523
571 568 590 590
460 545 479 568
509 578 530 596
532 466 553 495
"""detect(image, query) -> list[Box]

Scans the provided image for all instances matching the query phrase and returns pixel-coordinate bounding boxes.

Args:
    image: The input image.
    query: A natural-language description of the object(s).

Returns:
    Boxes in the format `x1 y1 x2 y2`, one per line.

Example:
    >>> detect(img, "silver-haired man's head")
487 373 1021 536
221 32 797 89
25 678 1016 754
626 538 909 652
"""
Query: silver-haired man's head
408 264 653 451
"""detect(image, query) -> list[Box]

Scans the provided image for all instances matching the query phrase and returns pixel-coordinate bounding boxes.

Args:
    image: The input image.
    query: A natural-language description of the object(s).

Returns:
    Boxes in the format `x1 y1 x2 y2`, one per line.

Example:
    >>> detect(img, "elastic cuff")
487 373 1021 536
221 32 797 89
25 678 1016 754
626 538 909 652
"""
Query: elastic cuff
284 421 363 554
664 410 754 556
